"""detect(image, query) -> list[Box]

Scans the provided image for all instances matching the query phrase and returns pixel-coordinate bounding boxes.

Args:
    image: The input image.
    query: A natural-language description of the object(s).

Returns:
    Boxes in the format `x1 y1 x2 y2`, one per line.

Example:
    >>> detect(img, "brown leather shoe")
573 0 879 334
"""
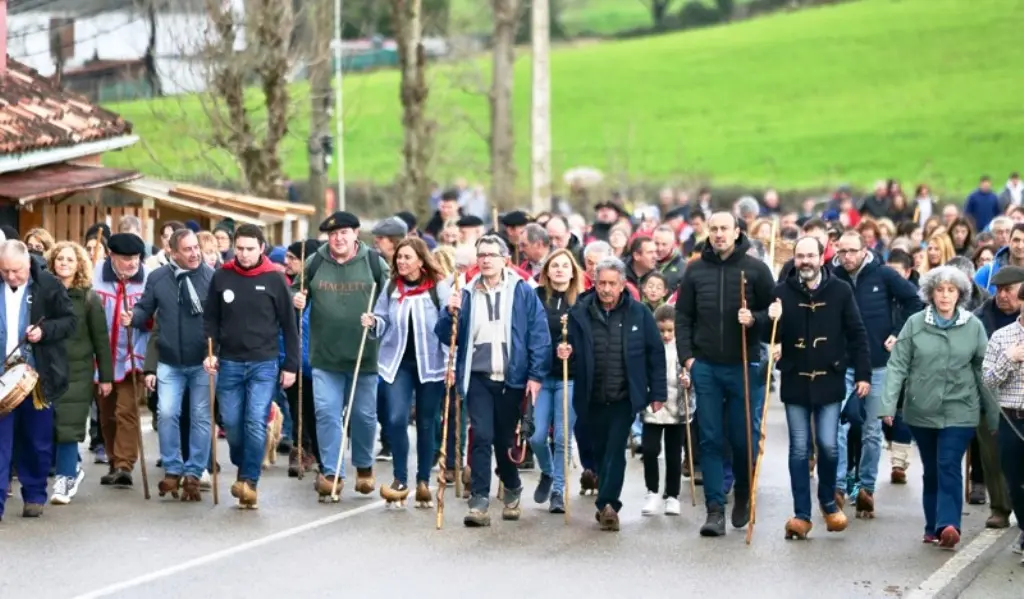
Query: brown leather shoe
598 505 619 531
784 517 812 540
855 488 874 519
890 467 907 485
986 510 1011 529
822 508 849 532
835 489 846 511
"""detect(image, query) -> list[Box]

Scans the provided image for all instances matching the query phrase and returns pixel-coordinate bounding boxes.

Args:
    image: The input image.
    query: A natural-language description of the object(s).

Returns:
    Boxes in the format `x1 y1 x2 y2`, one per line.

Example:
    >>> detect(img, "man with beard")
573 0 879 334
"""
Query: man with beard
675 212 775 537
771 236 871 539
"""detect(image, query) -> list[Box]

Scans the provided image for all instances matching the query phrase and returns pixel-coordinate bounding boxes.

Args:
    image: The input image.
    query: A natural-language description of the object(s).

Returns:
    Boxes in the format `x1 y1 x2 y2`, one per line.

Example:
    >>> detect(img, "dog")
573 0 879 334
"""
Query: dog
262 402 284 470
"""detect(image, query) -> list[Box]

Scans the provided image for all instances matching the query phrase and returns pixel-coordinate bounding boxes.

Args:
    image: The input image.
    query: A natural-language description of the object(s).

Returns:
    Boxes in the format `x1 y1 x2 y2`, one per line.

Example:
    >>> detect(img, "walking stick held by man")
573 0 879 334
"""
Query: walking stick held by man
330 283 377 502
746 299 782 545
297 241 307 480
437 278 461 529
207 338 220 505
682 384 697 507
739 272 753 529
121 292 151 500
560 314 571 523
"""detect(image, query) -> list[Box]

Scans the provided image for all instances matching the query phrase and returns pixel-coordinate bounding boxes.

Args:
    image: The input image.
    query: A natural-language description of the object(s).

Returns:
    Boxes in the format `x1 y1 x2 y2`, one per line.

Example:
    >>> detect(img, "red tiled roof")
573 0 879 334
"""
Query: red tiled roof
0 57 134 155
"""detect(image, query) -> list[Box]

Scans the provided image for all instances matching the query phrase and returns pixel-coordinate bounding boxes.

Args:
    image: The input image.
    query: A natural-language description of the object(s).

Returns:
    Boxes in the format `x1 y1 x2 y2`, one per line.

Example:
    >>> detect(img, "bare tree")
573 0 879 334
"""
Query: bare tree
639 0 675 28
490 0 525 210
143 0 163 96
391 0 435 219
200 0 294 199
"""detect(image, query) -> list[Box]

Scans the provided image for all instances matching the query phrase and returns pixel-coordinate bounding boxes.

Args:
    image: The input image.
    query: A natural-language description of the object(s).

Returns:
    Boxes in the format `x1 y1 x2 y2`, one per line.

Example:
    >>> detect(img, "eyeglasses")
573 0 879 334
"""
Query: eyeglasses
477 252 502 260
835 248 862 255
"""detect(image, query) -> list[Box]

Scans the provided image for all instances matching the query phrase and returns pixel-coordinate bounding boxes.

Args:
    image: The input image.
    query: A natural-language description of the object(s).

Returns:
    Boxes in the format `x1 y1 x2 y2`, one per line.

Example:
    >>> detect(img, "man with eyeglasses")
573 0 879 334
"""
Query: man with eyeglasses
436 234 550 528
831 230 923 519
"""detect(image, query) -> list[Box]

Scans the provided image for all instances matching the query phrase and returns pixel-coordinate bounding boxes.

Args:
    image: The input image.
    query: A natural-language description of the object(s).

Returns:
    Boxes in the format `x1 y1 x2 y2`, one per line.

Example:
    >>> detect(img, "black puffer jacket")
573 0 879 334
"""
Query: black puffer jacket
535 287 576 380
675 233 775 366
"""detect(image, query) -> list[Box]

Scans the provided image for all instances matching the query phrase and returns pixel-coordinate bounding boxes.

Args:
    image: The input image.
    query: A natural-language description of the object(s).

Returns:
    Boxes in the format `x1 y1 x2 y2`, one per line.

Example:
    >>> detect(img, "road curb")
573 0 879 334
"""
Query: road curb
905 526 1018 599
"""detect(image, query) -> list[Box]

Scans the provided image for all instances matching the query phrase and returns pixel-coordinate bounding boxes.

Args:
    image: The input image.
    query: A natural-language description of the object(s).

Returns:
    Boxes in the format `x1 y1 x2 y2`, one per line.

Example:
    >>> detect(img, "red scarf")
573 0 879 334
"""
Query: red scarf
396 276 435 303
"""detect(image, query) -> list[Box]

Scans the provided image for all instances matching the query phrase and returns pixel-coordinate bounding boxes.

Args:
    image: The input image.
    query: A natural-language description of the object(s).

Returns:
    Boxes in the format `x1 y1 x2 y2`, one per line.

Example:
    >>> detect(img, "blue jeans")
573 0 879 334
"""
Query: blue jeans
998 413 1024 533
837 368 886 494
217 359 279 484
385 362 443 485
156 363 212 478
528 377 576 496
690 359 764 508
312 369 378 478
910 425 975 536
377 376 390 449
785 402 841 521
55 442 80 478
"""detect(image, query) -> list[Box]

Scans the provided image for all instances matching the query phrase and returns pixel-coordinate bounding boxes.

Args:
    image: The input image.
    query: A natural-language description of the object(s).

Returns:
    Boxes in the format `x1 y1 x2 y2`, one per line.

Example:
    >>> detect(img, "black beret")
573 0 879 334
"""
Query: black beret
287 239 321 260
85 222 111 242
664 206 688 221
593 201 626 216
395 211 417 231
457 215 484 228
500 210 531 227
991 266 1024 286
107 233 146 257
319 211 360 232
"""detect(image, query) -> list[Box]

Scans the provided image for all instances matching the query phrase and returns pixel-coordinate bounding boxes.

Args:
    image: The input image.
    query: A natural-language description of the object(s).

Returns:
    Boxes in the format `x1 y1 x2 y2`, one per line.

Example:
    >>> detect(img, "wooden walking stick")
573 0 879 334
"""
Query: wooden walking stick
560 314 571 524
206 338 219 505
965 446 972 503
740 272 753 526
454 393 463 499
437 278 461 529
121 292 151 500
297 241 307 480
330 283 377 502
746 303 781 545
682 386 697 507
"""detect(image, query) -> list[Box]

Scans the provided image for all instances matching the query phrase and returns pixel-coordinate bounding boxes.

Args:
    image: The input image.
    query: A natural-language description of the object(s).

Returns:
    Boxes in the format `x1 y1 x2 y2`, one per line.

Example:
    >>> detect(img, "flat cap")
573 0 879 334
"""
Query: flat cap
457 215 484 228
107 233 146 257
371 216 409 237
319 211 360 232
500 210 531 227
991 266 1024 286
664 206 688 221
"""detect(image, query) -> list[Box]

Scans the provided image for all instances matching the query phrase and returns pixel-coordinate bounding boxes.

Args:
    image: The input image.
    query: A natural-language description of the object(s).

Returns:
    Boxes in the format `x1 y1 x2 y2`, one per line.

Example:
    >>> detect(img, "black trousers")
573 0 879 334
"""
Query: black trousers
285 375 321 468
642 423 683 498
590 399 633 513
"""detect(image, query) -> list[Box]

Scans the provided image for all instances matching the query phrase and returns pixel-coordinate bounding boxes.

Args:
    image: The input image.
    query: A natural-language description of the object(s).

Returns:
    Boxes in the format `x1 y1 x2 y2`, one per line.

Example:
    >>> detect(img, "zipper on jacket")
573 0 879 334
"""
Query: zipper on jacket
718 269 725 354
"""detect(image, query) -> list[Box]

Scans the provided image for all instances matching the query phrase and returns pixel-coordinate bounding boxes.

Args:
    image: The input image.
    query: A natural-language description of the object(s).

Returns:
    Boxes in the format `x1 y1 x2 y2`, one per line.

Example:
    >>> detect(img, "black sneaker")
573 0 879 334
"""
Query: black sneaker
533 474 553 504
375 447 392 462
549 492 565 514
113 469 133 487
731 490 750 528
277 438 293 455
99 469 118 486
700 504 726 537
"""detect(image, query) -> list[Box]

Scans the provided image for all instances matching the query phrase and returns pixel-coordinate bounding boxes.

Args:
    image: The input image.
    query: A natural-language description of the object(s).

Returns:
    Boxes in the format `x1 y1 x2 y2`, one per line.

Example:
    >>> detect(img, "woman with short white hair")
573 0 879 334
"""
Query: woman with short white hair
881 265 1000 549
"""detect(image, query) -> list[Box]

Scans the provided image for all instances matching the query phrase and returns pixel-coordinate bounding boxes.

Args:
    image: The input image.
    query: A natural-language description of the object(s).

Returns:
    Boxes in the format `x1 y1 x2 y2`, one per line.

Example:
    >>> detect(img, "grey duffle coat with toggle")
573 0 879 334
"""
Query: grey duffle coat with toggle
772 267 872 407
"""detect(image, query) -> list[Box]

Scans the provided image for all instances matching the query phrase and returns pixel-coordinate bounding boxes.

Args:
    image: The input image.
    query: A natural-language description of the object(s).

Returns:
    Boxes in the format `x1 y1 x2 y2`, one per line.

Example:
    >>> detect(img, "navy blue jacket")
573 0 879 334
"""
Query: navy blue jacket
567 290 667 419
434 268 550 398
831 252 924 368
964 188 1001 232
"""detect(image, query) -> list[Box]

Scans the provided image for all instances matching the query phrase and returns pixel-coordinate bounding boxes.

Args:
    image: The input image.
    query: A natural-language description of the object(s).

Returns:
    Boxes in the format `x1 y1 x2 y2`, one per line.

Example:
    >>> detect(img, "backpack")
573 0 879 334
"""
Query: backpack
384 280 441 311
306 248 385 301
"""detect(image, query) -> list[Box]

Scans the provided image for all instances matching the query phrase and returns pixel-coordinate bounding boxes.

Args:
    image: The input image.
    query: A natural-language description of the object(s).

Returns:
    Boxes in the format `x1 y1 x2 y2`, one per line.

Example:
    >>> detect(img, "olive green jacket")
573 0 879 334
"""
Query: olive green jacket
882 307 1000 431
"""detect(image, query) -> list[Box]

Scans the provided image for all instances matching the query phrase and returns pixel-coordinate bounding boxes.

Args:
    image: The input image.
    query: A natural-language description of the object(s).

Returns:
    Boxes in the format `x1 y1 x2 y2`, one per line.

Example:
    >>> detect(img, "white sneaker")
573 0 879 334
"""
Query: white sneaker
664 496 681 516
50 476 70 505
66 468 85 500
641 491 661 515
200 470 212 491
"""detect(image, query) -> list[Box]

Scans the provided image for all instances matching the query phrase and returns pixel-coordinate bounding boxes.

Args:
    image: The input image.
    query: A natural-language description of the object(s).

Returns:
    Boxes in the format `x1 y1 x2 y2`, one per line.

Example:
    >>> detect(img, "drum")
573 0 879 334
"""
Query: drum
0 363 39 417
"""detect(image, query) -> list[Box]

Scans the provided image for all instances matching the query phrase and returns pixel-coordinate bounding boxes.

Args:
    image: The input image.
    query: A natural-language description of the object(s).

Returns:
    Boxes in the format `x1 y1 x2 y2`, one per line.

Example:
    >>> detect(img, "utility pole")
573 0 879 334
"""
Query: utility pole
530 0 551 214
333 0 346 210
308 0 333 223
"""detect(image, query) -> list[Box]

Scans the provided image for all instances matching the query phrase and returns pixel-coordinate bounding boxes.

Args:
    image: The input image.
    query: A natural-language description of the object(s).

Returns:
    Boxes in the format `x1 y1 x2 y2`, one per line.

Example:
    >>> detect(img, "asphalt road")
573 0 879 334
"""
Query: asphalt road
0 400 996 599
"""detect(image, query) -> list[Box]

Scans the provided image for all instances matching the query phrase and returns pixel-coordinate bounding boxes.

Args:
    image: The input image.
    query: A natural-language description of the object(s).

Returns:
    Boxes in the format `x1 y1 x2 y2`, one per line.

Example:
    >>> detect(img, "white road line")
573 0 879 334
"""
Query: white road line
70 500 386 599
905 527 1013 599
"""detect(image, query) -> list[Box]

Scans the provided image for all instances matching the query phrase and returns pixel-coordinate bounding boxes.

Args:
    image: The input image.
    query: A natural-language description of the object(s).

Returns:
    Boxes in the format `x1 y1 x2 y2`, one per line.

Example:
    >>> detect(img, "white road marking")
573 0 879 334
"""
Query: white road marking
70 500 386 599
906 527 1014 599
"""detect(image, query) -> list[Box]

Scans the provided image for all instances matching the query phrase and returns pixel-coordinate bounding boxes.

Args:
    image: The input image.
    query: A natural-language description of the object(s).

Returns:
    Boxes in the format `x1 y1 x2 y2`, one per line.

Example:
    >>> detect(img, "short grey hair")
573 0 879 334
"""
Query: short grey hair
736 196 760 218
523 223 549 245
594 256 626 280
945 256 976 281
991 216 1013 230
918 265 972 308
119 215 142 234
475 234 509 258
0 240 30 263
583 240 611 260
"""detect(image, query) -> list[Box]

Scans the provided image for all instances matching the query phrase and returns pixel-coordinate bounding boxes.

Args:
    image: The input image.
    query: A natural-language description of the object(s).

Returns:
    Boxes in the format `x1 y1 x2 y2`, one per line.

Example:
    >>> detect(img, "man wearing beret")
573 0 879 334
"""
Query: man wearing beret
973 265 1023 530
499 211 531 266
93 233 151 487
293 211 390 501
457 215 485 246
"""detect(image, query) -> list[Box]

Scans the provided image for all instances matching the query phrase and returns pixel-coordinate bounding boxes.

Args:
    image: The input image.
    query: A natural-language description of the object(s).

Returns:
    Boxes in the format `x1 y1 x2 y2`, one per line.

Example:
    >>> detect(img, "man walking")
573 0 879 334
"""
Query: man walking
675 212 775 537
204 224 299 508
567 256 666 531
125 228 215 502
436 234 550 527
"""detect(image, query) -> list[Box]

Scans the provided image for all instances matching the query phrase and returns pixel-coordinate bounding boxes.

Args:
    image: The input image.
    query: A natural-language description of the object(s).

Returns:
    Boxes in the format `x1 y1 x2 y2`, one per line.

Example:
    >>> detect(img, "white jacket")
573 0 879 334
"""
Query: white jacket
642 343 694 425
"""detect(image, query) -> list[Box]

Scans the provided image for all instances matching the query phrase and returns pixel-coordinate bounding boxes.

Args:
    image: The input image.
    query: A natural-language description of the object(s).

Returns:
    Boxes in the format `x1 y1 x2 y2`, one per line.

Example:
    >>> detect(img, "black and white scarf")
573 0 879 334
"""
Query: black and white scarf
168 261 203 316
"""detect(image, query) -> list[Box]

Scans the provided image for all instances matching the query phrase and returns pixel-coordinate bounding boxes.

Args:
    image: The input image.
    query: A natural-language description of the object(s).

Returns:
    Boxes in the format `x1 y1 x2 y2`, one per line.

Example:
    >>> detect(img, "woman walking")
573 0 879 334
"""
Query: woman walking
530 248 583 513
361 238 451 508
48 241 114 504
882 265 1000 549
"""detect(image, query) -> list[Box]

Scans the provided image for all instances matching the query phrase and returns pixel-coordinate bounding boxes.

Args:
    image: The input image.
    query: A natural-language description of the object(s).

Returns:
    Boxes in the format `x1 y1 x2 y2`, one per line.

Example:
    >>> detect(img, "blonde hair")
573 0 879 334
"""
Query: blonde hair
921 233 956 274
432 245 456 277
47 241 93 290
24 228 55 253
538 248 584 307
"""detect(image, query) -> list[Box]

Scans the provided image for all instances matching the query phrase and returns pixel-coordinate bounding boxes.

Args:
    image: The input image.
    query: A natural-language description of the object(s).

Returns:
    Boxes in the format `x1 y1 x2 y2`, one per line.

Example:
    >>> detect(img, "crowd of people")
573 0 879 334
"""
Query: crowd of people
0 173 1023 559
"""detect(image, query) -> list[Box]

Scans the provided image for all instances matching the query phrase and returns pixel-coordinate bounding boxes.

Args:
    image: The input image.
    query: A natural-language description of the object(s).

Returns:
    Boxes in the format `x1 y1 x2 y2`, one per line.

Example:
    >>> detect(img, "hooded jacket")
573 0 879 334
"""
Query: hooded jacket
674 233 775 366
205 256 299 373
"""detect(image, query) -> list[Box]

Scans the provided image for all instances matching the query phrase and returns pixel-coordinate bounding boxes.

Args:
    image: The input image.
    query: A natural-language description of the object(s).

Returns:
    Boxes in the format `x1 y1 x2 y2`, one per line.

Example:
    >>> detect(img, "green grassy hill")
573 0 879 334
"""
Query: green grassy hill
105 0 1024 197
